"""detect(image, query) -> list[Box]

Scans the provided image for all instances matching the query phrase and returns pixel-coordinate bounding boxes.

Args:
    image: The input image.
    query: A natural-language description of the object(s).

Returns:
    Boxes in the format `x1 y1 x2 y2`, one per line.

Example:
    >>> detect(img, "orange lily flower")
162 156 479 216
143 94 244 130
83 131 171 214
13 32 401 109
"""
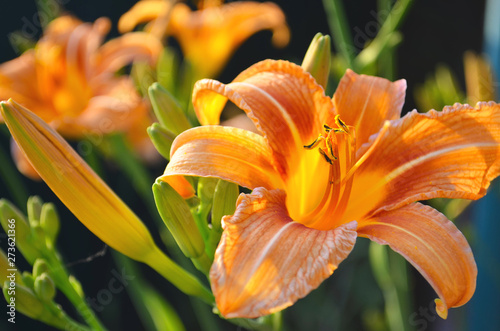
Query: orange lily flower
161 60 500 318
0 15 162 177
119 0 290 77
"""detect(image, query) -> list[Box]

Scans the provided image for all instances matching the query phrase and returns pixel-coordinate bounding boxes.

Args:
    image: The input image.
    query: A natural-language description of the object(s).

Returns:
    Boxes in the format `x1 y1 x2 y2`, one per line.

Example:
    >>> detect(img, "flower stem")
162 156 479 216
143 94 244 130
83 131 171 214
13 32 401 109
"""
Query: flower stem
322 0 355 69
144 247 214 305
44 252 107 331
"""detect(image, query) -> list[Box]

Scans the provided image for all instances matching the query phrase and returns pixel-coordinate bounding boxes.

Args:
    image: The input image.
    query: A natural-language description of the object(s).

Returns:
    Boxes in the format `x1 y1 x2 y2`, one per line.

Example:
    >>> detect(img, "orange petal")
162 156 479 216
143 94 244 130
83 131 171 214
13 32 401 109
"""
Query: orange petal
168 2 289 77
333 69 406 148
345 102 500 221
358 202 477 318
118 0 171 33
161 176 195 199
10 139 40 180
211 188 358 318
94 32 162 75
193 59 335 177
161 125 284 190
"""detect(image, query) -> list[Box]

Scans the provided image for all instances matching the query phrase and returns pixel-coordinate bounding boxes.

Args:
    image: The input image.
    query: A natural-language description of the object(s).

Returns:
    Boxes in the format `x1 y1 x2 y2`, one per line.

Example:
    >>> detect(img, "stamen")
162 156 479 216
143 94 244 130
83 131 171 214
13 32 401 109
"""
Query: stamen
335 114 350 134
303 135 324 149
319 148 334 164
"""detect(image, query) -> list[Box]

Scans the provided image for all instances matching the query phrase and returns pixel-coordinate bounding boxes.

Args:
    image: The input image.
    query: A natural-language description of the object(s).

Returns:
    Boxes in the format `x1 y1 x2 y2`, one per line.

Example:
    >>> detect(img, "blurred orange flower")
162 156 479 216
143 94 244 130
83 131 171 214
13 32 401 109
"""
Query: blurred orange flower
119 0 290 77
162 60 500 319
0 15 162 178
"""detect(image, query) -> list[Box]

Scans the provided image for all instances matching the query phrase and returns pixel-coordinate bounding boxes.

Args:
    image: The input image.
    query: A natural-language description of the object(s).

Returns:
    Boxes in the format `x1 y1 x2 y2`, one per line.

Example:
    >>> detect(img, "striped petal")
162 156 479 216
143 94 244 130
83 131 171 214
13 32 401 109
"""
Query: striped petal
333 69 407 149
211 188 357 318
193 59 335 177
358 203 477 319
161 125 284 190
343 102 500 222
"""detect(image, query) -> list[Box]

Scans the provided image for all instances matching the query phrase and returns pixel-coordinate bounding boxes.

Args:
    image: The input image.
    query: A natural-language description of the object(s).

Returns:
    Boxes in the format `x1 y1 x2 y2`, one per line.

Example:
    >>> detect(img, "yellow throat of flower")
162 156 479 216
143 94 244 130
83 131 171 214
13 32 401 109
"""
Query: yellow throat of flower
288 115 386 231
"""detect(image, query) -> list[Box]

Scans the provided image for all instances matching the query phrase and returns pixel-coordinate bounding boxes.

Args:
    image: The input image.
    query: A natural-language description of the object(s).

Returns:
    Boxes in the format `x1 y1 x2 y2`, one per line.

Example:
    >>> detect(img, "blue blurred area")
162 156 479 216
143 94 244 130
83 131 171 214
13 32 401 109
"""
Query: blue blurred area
468 0 500 330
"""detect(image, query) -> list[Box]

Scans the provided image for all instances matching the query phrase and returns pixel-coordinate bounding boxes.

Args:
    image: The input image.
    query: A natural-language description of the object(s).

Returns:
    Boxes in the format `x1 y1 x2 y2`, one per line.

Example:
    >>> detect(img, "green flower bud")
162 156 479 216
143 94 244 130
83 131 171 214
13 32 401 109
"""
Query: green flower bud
40 202 60 246
301 33 331 90
31 224 47 251
153 180 205 258
211 180 239 233
3 282 44 319
0 199 39 264
197 177 219 206
149 82 191 135
157 47 180 93
34 273 56 302
131 61 156 97
21 271 34 289
147 123 176 161
32 259 50 278
27 196 43 227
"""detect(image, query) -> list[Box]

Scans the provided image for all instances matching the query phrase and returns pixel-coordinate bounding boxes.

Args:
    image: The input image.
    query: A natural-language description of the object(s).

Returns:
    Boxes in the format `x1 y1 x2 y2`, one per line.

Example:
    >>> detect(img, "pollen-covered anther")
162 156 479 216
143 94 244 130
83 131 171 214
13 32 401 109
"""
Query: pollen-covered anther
303 115 353 164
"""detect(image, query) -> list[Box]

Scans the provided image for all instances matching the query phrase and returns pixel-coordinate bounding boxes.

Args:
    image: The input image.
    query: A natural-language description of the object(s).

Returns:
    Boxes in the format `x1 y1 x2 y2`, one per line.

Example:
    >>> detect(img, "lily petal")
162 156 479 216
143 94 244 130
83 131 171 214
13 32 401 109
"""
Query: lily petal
94 32 162 75
211 187 357 318
358 202 477 319
1 99 156 262
345 102 500 221
193 59 335 177
161 125 284 190
118 0 171 33
333 69 407 148
168 2 290 77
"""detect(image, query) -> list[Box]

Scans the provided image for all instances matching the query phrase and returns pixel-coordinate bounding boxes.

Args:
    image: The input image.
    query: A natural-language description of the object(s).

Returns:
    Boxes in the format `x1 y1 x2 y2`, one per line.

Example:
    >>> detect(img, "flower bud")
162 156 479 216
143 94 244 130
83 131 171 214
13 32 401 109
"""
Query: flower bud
301 33 331 90
0 199 39 264
153 180 205 258
34 272 56 302
211 180 239 233
32 259 50 278
149 82 191 135
40 202 60 246
147 123 176 161
27 196 43 227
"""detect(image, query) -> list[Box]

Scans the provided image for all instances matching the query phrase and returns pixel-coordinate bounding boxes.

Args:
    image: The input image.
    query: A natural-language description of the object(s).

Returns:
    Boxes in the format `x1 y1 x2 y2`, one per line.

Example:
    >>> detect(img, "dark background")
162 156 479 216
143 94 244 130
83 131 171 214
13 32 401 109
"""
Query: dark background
0 0 488 330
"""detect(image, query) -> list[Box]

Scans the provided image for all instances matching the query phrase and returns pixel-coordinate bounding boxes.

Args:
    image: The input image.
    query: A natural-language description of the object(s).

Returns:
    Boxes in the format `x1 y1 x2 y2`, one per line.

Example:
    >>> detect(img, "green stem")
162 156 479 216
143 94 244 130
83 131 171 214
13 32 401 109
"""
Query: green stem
44 252 107 331
0 139 29 210
113 252 186 331
354 0 413 72
144 247 214 305
44 299 91 331
369 243 413 331
322 0 355 68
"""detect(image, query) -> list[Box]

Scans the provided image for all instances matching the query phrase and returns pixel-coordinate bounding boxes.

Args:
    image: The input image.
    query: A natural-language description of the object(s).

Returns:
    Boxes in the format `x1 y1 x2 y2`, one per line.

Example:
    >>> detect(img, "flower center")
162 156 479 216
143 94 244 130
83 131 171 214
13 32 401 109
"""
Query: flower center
296 115 357 230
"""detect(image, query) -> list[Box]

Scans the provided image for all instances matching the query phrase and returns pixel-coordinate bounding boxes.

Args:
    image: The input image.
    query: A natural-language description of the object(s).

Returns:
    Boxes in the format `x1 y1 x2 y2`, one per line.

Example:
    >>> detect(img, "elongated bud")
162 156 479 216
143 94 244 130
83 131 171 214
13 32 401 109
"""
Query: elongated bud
147 123 176 160
27 196 43 227
3 282 44 319
0 199 39 264
301 33 331 90
40 202 60 246
149 83 191 135
34 273 56 302
197 177 218 206
0 99 158 262
211 180 239 233
153 180 205 258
